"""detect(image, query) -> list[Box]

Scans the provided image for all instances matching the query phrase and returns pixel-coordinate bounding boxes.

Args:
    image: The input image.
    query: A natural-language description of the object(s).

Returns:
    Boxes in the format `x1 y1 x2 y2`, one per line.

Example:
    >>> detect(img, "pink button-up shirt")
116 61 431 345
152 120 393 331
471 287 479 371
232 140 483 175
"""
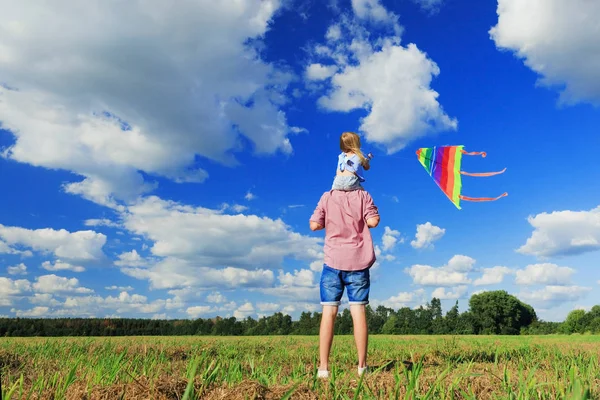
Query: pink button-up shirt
310 190 379 272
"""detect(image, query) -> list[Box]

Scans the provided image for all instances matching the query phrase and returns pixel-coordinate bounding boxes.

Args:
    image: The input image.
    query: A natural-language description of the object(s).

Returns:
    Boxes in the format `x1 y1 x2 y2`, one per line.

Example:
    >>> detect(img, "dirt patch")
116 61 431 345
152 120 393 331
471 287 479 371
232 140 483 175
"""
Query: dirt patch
0 349 23 373
62 376 190 400
203 381 318 400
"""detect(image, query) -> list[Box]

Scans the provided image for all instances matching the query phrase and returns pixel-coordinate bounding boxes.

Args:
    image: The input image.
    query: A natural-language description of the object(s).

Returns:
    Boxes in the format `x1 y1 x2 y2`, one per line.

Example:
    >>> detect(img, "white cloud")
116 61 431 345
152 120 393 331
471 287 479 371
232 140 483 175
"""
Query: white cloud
306 63 338 81
574 305 591 312
0 224 106 262
385 292 416 309
0 278 31 295
351 0 401 32
278 269 315 287
234 302 255 319
309 258 324 272
382 226 402 252
445 255 477 272
245 191 256 201
515 263 575 286
167 287 202 301
410 222 445 249
490 0 600 106
0 1 296 206
289 127 308 134
411 0 444 13
121 257 275 291
232 204 249 213
431 286 468 300
105 285 134 291
32 274 93 294
29 293 61 307
473 266 513 286
517 206 600 258
0 240 32 257
278 302 320 316
256 302 280 313
121 196 321 269
12 306 49 317
218 301 238 312
258 285 318 302
375 245 396 262
220 203 250 214
42 260 85 273
377 288 426 309
406 265 471 287
84 219 121 228
404 255 475 286
255 268 319 303
519 285 592 308
206 292 227 304
307 8 457 153
114 250 148 267
54 291 180 317
0 277 31 306
7 263 27 275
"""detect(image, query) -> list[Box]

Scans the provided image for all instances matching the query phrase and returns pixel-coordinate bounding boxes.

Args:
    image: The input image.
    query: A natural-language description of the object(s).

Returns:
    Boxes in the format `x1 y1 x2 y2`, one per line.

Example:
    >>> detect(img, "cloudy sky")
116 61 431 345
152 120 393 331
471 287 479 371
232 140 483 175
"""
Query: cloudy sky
1 0 599 322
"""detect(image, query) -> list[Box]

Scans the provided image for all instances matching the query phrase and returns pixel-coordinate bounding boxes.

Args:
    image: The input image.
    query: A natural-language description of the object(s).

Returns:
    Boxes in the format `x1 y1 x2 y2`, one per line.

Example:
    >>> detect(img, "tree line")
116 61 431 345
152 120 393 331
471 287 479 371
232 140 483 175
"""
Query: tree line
0 291 593 337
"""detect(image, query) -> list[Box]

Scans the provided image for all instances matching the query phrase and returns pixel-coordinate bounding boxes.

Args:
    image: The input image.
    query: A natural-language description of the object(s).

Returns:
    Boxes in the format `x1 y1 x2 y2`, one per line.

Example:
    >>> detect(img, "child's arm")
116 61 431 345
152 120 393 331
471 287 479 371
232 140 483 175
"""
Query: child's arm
362 153 373 170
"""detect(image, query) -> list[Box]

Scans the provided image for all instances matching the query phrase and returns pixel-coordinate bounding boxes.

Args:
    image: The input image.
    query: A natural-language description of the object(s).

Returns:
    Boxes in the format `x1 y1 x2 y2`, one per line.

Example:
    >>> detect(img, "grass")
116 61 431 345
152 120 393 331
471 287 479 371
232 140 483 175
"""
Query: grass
1 335 599 399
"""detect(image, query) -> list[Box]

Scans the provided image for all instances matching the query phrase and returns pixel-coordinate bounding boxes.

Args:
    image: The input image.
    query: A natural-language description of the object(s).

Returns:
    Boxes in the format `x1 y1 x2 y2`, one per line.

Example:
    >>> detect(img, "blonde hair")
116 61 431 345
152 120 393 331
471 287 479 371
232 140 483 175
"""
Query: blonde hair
340 132 367 166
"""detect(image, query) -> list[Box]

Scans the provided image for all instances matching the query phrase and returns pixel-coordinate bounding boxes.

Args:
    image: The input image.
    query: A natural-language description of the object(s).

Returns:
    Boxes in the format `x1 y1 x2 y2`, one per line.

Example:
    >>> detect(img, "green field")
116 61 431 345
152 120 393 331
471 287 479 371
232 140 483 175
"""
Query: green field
1 335 599 399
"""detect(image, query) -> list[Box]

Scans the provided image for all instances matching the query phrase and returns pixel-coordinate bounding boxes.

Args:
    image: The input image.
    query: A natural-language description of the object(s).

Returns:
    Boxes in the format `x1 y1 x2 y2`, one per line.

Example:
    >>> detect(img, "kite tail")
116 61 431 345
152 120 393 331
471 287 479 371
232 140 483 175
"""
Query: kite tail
459 192 508 202
461 150 487 157
460 168 507 177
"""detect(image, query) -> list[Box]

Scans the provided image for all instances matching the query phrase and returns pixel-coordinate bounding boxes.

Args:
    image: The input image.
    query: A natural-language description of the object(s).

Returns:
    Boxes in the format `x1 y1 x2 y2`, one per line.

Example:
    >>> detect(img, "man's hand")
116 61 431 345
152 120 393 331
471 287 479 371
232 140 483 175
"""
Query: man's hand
366 216 380 228
310 221 324 231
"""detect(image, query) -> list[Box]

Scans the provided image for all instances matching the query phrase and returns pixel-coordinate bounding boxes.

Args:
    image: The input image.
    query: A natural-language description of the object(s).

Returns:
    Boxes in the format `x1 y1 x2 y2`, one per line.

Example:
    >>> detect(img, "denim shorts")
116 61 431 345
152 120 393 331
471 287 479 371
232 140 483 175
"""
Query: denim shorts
319 264 370 306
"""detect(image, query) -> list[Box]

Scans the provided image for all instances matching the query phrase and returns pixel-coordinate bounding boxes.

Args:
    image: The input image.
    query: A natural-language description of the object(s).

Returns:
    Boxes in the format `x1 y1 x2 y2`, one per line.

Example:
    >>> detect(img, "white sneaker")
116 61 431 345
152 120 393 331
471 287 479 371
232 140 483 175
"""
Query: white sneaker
358 366 368 376
317 369 329 379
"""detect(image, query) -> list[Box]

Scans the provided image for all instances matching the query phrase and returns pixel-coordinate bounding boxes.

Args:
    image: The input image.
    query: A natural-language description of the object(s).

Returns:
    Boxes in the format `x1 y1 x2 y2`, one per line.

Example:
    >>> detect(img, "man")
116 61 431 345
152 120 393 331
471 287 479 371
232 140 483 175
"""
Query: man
309 189 380 378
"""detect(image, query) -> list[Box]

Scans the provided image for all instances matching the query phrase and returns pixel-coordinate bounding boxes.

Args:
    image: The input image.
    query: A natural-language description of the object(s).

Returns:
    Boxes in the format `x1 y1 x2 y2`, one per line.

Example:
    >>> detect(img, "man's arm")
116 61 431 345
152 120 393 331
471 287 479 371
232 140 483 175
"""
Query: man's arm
310 221 324 231
366 215 379 228
363 192 380 229
309 193 327 231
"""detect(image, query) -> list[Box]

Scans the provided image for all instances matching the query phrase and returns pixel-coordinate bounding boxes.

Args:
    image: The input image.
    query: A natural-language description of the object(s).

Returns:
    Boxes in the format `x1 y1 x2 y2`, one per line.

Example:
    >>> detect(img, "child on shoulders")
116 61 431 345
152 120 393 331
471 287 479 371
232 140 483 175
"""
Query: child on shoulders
331 132 373 191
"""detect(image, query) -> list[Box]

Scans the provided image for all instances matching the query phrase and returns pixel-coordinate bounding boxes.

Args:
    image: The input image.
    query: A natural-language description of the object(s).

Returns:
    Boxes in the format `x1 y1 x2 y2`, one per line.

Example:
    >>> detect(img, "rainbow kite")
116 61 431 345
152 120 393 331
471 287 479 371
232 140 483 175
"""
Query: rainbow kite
416 145 507 209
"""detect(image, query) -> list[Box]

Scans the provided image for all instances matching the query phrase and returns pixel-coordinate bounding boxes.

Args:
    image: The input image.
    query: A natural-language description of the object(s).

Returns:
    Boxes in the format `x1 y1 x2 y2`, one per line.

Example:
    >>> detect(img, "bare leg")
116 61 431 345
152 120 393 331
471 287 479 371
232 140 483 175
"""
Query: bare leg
319 305 338 371
350 304 368 368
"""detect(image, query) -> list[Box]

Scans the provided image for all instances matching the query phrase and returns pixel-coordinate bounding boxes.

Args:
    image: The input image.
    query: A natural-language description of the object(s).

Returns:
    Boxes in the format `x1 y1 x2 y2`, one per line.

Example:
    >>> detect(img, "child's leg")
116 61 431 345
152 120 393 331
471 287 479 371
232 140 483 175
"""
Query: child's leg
319 305 338 371
332 175 361 191
350 305 368 368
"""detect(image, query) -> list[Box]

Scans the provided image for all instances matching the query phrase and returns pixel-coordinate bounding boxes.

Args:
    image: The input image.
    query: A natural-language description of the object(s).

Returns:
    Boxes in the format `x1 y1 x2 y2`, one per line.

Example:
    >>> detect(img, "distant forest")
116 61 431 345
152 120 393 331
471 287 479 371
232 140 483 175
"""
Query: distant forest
1 291 596 337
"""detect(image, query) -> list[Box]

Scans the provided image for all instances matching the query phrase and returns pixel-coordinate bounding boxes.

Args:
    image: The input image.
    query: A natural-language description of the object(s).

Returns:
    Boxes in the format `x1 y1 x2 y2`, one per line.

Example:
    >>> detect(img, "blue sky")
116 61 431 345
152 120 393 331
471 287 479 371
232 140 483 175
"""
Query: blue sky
1 0 599 322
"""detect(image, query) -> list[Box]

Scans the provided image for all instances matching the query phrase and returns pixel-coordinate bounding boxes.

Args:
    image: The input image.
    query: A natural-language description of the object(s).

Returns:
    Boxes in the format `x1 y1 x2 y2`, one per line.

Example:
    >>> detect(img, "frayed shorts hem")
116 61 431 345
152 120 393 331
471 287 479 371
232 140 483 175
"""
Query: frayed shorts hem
320 301 341 306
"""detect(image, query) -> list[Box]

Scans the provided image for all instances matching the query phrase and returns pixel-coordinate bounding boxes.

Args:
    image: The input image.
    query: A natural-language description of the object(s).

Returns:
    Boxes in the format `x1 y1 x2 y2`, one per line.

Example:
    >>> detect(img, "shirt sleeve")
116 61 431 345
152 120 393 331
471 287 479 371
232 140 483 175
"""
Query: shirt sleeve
309 192 327 226
363 191 379 221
